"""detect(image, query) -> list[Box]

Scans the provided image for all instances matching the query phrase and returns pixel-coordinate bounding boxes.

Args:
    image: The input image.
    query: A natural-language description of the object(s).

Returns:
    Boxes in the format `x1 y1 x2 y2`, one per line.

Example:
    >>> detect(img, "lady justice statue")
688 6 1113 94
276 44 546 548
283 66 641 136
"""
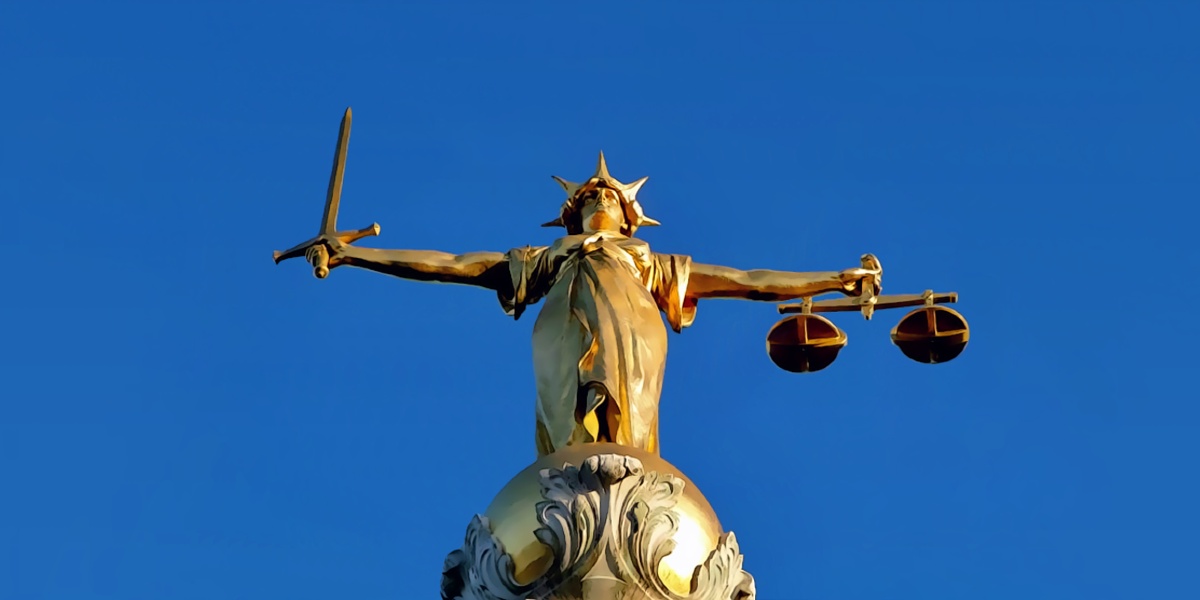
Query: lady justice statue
273 109 888 599
277 112 881 459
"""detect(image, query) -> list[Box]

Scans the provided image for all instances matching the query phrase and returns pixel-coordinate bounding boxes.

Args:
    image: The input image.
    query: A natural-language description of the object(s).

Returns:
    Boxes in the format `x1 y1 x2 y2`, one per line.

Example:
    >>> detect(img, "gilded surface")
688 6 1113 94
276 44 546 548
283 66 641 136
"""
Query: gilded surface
275 109 883 456
443 445 751 599
501 235 692 455
482 443 723 593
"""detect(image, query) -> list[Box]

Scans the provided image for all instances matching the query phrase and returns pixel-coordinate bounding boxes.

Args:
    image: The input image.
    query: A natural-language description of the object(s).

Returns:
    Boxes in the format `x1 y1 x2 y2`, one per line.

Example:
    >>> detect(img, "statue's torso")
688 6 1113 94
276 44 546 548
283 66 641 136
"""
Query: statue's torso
500 233 694 455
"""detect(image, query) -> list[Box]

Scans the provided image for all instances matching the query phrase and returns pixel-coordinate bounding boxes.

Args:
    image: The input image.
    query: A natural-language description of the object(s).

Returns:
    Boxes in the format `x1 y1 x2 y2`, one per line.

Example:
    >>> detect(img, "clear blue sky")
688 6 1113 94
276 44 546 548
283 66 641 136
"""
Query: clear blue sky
3 2 1197 599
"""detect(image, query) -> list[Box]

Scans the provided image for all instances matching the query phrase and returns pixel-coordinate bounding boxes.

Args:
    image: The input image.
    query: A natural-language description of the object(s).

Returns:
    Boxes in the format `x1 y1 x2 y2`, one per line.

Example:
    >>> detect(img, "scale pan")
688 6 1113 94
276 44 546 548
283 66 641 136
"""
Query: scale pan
891 305 969 364
766 314 847 373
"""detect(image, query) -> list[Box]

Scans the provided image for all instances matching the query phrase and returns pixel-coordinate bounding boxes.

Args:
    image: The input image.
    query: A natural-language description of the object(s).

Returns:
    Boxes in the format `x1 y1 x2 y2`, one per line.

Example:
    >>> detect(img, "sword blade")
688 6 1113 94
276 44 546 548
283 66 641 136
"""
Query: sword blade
319 107 352 234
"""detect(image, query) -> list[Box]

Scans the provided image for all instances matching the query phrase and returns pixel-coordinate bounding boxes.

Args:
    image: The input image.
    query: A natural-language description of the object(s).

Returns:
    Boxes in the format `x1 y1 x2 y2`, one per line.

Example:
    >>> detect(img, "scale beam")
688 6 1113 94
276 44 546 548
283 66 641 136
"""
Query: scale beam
779 291 959 315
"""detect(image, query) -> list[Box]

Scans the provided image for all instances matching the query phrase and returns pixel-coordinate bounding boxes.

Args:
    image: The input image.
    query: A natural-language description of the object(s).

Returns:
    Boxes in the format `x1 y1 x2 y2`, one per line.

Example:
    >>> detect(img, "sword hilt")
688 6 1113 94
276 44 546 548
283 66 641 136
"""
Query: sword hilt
272 222 381 279
309 245 330 279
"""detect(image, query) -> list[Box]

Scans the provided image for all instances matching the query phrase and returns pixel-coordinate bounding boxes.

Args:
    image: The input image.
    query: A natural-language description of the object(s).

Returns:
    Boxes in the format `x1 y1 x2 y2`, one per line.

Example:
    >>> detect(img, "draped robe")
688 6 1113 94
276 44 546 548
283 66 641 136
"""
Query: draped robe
497 232 696 456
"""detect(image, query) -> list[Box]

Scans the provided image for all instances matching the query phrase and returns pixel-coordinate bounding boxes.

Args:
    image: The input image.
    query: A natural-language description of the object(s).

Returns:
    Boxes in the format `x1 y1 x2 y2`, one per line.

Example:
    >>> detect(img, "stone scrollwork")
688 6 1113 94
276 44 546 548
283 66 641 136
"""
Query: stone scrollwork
441 454 755 600
441 515 530 600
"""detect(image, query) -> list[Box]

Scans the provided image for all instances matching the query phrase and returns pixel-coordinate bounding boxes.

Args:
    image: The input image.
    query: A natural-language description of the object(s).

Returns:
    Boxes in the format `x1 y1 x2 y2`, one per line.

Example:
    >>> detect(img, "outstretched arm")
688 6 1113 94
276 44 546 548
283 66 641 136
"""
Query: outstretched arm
319 241 511 292
688 262 877 302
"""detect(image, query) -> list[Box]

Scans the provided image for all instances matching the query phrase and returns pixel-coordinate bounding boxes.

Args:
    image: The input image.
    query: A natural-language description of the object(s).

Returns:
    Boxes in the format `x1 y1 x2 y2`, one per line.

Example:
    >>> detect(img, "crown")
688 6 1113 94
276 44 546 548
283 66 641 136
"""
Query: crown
542 152 661 236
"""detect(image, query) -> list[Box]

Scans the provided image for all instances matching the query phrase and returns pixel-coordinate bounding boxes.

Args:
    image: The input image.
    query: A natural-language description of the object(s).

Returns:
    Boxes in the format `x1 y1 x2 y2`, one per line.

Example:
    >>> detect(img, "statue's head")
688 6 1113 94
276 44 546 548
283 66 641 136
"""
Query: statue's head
542 152 660 236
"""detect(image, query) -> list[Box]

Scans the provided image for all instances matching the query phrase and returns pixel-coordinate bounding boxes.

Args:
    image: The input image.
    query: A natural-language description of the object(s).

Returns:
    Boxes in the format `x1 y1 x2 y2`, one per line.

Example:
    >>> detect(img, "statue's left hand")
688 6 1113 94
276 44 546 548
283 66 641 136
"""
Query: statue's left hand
839 256 882 297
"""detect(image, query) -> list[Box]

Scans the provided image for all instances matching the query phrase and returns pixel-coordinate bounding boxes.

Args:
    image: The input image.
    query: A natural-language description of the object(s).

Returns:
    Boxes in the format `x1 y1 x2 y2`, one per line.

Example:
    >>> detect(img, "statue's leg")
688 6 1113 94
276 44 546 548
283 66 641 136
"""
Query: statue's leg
535 420 556 456
573 411 600 444
573 383 614 443
601 396 623 445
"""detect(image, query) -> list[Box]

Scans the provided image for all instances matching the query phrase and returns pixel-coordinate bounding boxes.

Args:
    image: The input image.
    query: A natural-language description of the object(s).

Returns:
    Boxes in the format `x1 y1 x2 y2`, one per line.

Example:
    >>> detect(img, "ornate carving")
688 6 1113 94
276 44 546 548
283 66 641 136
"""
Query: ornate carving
441 515 529 600
441 454 755 600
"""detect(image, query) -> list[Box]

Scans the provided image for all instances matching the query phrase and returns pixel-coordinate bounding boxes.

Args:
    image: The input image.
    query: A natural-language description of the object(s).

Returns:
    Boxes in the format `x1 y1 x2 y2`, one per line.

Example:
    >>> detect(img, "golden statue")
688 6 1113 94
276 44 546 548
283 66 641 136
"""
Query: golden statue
275 109 882 457
275 109 968 599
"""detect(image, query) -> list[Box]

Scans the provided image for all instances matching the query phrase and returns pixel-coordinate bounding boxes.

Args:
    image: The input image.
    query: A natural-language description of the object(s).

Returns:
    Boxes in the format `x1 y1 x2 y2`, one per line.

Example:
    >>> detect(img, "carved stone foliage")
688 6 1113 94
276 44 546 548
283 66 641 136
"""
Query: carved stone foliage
441 454 755 600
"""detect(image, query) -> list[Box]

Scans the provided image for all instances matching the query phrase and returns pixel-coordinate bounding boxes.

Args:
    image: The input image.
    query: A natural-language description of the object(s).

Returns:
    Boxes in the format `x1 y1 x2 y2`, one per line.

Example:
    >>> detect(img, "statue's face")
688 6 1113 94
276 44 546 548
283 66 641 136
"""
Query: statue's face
579 187 626 234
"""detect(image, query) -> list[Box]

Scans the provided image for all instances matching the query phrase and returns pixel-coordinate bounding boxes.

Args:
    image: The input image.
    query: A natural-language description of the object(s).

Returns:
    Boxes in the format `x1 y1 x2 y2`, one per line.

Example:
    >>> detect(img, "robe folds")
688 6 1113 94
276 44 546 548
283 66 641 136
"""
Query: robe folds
497 232 696 456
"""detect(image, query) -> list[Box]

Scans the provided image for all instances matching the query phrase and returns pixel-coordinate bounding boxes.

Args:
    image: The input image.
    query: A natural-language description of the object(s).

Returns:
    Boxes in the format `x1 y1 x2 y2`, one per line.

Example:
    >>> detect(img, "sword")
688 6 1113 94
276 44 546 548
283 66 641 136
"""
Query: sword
272 107 381 278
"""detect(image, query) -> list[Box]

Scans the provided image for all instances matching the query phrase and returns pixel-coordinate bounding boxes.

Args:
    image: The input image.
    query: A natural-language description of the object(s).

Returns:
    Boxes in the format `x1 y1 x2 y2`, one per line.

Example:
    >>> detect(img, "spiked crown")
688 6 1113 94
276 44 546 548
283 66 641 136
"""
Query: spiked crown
542 152 660 236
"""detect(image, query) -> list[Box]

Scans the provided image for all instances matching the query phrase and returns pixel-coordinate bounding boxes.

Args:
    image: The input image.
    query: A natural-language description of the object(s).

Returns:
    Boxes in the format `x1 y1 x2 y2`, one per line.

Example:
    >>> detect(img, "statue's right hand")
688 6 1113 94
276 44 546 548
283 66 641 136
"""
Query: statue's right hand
315 236 350 261
305 237 349 278
274 223 377 277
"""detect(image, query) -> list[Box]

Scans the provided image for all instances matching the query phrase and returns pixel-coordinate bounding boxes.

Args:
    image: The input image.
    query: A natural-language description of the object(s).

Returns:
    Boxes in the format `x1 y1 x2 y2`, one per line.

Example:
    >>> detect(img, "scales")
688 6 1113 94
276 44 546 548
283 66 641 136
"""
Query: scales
768 257 969 372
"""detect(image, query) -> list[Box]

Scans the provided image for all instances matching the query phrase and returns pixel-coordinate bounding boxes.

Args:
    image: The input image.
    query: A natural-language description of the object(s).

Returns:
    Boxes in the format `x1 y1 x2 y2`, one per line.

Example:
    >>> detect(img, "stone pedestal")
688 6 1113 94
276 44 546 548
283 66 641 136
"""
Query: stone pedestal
441 444 755 600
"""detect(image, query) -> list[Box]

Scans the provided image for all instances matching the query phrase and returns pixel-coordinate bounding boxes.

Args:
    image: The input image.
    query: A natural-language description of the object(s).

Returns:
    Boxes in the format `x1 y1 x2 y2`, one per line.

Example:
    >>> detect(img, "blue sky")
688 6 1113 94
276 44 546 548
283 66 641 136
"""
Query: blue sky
2 2 1197 598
